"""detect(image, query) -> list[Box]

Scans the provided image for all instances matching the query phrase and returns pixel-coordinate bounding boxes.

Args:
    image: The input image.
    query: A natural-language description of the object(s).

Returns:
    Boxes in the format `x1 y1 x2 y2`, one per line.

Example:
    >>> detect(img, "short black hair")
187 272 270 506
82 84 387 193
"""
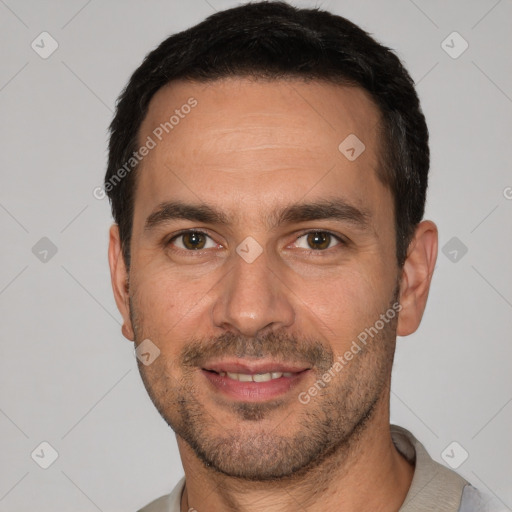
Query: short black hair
105 0 429 269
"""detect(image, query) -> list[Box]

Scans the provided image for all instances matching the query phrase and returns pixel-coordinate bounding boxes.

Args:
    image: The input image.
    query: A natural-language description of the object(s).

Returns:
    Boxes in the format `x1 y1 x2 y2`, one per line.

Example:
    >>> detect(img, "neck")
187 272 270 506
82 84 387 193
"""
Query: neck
178 392 414 512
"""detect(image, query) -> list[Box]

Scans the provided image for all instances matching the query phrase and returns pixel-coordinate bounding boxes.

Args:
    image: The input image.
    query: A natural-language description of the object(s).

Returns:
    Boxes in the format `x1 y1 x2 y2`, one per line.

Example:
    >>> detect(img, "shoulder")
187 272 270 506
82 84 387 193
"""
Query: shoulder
136 476 185 512
392 425 467 511
391 425 505 512
459 484 509 512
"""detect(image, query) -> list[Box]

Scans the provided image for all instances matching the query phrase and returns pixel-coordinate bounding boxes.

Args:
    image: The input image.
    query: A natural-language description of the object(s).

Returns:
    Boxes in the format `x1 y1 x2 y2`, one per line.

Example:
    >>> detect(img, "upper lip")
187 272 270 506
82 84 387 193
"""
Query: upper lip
203 360 311 374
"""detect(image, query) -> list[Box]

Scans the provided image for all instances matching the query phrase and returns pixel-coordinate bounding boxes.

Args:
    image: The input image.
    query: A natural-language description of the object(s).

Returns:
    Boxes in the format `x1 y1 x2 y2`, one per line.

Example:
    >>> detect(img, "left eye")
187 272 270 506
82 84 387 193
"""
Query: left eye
293 231 343 251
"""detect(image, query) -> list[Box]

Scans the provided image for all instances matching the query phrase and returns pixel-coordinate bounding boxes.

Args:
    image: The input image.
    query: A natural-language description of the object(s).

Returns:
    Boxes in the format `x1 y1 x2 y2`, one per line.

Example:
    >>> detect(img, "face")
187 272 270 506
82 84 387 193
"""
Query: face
111 78 412 480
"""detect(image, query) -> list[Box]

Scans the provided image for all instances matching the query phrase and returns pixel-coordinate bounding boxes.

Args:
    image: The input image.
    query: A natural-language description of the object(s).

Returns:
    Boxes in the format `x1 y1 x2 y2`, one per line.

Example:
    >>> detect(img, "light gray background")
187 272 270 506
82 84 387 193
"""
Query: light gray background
1 0 511 510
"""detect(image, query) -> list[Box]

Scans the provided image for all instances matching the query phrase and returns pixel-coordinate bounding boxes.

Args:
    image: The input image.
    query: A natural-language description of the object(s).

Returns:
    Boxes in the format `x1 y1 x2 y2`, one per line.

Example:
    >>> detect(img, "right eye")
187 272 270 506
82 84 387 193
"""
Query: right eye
167 230 219 252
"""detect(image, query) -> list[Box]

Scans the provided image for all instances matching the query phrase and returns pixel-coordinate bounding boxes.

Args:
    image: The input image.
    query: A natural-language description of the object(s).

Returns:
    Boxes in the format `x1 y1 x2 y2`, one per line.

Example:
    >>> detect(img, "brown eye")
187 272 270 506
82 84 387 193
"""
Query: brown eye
294 231 343 251
182 232 206 250
307 232 330 250
169 231 216 251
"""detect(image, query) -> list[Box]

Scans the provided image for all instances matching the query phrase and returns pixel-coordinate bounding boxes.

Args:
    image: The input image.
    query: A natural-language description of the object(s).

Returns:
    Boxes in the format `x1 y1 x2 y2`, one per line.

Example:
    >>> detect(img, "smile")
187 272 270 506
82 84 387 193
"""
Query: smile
201 367 310 401
208 370 295 382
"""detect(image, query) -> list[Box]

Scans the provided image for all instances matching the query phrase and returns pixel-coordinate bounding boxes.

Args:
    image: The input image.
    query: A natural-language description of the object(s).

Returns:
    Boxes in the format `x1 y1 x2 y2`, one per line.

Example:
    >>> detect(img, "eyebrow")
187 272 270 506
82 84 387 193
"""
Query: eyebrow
144 197 371 233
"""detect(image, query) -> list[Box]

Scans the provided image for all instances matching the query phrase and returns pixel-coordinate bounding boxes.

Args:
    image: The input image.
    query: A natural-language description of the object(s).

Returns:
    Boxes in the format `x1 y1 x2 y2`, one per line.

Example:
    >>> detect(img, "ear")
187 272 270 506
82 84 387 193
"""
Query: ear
396 220 438 337
108 224 135 341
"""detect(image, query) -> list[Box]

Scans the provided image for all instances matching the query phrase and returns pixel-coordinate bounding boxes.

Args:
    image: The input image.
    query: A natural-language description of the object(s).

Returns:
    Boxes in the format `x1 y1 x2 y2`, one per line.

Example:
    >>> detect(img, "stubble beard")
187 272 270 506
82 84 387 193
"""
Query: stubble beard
130 290 399 482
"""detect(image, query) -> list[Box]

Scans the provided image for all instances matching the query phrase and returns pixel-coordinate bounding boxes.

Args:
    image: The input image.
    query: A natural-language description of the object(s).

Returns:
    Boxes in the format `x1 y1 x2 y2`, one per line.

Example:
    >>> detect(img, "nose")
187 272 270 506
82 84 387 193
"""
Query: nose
211 243 295 338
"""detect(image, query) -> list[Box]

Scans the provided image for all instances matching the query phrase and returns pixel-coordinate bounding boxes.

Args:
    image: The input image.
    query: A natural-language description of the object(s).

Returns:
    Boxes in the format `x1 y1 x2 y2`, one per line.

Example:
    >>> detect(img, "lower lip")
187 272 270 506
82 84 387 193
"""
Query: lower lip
201 369 310 401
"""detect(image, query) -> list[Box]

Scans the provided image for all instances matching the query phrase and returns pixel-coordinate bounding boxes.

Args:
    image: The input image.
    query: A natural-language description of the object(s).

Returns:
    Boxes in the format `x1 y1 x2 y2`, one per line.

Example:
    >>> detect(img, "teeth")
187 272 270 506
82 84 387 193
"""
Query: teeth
218 371 295 381
253 373 272 382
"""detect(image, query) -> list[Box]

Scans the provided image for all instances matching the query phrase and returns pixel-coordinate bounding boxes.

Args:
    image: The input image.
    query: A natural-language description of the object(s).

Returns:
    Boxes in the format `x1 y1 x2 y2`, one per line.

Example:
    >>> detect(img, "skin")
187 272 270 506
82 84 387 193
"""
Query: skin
108 78 438 511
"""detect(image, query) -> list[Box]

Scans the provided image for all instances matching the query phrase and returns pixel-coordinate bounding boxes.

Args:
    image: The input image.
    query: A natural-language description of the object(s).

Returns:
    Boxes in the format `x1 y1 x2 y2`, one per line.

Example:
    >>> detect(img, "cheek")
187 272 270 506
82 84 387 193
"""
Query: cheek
132 271 213 350
294 265 393 347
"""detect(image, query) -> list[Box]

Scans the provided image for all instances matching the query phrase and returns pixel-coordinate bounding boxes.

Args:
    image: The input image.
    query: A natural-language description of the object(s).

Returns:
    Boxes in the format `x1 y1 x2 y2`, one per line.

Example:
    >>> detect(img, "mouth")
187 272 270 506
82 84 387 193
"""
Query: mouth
205 369 297 382
201 360 311 401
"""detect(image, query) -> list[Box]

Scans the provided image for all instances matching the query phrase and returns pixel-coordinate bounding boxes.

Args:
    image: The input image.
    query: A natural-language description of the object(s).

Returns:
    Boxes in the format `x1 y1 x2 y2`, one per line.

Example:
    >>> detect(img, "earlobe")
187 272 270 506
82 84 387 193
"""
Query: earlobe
108 224 135 341
396 220 438 337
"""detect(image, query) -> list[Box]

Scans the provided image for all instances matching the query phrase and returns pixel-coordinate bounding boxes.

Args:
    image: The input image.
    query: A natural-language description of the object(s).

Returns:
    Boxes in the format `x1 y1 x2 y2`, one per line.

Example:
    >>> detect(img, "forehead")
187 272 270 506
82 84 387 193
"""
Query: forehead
133 78 389 227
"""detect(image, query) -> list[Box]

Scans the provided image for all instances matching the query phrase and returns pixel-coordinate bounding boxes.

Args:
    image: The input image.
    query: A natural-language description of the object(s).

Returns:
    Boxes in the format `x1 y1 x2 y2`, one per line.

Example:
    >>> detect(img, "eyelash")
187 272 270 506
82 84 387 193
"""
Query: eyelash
165 229 347 256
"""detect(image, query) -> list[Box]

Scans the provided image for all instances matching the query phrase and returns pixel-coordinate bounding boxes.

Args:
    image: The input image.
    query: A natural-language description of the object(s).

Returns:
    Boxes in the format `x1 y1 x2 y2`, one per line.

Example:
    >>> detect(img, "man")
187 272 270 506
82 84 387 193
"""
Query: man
104 2 498 511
